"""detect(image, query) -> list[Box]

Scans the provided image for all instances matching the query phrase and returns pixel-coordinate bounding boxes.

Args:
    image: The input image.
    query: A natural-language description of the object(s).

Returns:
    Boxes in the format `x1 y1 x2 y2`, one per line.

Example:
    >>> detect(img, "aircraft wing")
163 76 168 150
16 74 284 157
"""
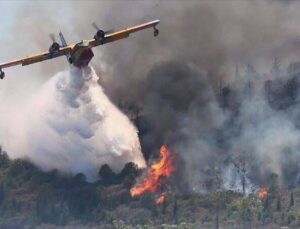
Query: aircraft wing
0 46 72 69
0 19 160 72
88 19 160 48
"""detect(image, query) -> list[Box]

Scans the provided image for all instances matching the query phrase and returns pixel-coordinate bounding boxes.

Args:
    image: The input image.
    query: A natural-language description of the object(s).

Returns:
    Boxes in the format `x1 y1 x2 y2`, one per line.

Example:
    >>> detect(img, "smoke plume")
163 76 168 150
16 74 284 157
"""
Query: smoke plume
0 66 145 180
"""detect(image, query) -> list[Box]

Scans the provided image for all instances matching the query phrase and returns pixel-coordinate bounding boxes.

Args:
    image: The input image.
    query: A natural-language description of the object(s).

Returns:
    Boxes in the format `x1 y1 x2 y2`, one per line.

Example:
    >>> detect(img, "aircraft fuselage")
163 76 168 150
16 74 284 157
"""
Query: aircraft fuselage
70 40 94 67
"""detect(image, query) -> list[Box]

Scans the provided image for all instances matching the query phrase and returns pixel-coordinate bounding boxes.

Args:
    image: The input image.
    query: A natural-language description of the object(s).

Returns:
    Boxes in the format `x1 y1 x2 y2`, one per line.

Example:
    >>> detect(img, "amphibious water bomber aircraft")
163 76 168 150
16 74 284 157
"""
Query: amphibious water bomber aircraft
0 20 160 79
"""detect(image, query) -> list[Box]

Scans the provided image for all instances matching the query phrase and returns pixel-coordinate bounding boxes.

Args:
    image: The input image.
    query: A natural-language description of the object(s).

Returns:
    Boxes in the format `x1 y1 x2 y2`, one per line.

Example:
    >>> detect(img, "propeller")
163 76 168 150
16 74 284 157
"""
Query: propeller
48 33 60 52
49 33 56 43
92 22 114 34
92 22 100 31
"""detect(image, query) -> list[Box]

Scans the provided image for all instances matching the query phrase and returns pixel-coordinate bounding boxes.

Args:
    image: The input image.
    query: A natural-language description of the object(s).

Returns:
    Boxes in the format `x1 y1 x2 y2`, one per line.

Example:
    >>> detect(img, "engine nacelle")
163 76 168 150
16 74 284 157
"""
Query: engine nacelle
49 42 60 53
94 30 105 42
0 70 5 80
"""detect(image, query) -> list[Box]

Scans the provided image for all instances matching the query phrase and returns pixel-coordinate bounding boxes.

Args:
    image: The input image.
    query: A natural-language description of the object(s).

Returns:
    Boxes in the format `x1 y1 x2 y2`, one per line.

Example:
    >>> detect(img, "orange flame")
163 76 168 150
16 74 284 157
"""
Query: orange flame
258 187 268 199
130 145 175 198
156 192 167 204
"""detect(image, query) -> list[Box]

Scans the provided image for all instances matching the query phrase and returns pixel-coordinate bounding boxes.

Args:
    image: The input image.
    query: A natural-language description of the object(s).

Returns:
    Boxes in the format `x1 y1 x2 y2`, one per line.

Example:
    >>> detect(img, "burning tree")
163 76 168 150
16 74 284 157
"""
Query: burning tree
130 145 175 204
229 151 253 196
258 188 268 199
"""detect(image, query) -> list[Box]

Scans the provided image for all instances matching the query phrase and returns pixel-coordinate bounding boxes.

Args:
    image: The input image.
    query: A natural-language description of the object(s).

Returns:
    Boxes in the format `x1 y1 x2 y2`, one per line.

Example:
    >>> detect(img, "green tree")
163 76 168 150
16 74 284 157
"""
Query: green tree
229 195 262 229
276 197 281 211
290 191 294 207
287 209 300 225
8 159 25 177
215 213 219 229
140 191 157 217
0 147 10 168
119 162 139 188
98 164 117 185
0 183 6 205
208 191 230 229
67 186 99 220
36 184 58 224
173 195 178 224
231 152 250 196
161 195 167 215
72 173 87 184
268 173 279 200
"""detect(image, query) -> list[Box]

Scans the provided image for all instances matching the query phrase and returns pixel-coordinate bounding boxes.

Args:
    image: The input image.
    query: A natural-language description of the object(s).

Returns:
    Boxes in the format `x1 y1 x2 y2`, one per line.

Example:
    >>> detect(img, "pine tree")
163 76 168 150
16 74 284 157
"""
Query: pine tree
276 197 281 211
290 191 294 207
173 196 178 224
162 196 167 215
215 213 219 229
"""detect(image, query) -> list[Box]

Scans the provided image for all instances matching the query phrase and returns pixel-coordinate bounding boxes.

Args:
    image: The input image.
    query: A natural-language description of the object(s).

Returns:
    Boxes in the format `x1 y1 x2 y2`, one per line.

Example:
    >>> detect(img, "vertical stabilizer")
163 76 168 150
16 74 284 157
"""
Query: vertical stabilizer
59 32 68 47
59 31 72 64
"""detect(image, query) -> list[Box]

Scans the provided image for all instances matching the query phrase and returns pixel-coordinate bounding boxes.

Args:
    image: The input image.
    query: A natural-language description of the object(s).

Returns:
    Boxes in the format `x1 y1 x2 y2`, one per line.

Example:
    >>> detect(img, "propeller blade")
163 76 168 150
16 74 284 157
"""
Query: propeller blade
49 33 56 42
92 22 114 34
92 22 99 31
104 29 115 34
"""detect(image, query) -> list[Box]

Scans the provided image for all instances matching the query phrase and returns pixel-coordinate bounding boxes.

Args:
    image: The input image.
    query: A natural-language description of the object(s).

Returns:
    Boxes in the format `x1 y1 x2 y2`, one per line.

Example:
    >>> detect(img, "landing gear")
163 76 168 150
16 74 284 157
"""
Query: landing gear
0 70 5 80
154 27 159 37
68 56 73 64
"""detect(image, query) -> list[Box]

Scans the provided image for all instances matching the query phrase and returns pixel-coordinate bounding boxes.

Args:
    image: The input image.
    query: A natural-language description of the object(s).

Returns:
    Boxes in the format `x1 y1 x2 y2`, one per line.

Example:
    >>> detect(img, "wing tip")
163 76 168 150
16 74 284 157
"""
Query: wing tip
153 19 160 25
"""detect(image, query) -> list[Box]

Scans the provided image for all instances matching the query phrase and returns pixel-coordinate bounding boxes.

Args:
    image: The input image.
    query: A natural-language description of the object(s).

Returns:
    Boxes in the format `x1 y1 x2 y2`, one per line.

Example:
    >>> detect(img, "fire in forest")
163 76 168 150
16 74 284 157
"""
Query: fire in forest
156 192 167 204
130 145 175 204
258 187 268 199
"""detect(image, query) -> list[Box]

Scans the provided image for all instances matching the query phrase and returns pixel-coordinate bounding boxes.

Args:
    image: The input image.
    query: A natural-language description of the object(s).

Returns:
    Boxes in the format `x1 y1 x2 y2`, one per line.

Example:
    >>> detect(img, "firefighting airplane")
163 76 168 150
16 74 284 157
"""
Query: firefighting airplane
0 20 160 79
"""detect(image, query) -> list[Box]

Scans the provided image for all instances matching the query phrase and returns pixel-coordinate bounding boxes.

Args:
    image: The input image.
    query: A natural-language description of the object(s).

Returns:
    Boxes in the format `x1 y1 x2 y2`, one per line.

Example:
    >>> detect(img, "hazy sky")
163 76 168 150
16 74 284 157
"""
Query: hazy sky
0 2 20 53
0 2 18 31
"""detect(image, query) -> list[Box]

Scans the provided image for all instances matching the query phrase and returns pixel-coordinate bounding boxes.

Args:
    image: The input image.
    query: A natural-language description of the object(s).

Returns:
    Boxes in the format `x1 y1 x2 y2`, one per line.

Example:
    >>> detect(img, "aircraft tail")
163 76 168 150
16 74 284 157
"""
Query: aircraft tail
59 32 68 47
59 32 72 64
